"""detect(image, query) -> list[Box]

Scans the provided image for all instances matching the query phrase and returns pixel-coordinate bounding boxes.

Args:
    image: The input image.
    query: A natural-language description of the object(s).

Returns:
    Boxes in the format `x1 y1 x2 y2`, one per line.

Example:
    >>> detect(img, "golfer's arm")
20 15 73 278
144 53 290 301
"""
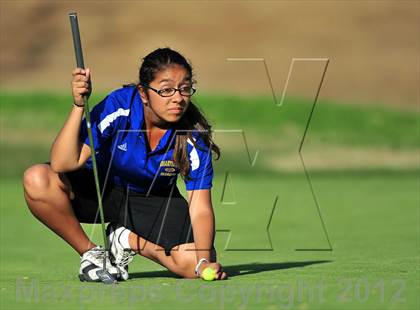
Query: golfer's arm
50 105 91 172
188 189 215 263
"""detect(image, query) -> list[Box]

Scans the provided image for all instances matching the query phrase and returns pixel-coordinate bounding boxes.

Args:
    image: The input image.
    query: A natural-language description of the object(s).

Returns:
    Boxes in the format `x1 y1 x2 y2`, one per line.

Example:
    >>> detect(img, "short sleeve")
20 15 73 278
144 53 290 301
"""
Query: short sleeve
79 93 129 151
184 137 214 191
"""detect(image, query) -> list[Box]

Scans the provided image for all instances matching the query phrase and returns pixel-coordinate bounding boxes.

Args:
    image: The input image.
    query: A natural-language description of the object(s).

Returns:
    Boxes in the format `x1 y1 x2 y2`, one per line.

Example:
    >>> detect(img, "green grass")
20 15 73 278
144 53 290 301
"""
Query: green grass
0 92 419 309
1 174 418 309
195 93 419 149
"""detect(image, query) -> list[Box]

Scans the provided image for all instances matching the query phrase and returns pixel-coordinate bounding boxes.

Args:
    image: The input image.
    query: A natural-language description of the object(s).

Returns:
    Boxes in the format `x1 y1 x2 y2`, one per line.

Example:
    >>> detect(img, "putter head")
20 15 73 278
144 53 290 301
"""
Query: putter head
96 269 118 285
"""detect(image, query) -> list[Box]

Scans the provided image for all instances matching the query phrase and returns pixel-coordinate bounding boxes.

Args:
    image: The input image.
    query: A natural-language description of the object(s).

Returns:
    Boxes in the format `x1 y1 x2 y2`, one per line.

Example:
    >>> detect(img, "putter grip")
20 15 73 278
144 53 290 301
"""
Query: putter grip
69 13 85 69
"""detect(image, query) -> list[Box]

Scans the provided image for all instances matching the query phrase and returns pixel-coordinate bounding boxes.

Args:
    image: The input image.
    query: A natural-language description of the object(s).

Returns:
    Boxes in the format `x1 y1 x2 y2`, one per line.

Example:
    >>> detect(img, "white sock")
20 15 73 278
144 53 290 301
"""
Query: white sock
119 228 132 249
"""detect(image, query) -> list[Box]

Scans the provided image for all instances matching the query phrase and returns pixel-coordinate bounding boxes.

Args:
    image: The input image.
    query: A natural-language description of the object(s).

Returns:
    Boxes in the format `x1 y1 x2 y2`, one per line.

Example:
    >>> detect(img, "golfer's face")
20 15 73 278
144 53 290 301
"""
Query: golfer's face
148 65 192 123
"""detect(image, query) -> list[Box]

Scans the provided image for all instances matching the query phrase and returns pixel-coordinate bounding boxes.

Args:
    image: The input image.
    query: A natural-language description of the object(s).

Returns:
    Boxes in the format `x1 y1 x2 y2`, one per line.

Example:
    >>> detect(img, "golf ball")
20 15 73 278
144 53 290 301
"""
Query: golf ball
201 267 217 281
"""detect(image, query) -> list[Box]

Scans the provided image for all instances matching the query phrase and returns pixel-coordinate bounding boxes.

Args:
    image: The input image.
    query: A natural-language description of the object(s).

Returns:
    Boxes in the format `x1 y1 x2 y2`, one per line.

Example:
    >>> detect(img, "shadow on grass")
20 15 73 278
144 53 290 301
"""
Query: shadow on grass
225 260 332 278
129 260 331 279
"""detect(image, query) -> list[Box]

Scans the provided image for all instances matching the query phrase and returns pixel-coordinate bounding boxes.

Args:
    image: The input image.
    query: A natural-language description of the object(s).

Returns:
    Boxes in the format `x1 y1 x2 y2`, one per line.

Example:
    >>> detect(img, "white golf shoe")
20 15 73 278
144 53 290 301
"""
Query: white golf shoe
107 224 136 281
78 245 120 282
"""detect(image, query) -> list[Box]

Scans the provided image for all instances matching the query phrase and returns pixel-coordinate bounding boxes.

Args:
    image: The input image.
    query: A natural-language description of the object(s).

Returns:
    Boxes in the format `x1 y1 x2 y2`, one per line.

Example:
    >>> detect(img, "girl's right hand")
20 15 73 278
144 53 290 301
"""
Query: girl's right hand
71 68 91 107
200 262 228 280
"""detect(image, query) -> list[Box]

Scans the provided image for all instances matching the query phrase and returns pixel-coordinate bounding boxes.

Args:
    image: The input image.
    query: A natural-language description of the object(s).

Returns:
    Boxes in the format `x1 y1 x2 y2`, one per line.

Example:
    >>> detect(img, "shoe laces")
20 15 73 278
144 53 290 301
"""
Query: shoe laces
88 247 110 263
118 249 135 267
91 248 105 259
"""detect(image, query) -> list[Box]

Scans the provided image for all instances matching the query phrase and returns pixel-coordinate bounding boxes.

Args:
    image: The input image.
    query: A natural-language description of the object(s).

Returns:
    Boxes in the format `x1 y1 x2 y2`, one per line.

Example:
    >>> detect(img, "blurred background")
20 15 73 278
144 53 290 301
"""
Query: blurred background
0 1 418 106
0 2 419 308
1 1 418 175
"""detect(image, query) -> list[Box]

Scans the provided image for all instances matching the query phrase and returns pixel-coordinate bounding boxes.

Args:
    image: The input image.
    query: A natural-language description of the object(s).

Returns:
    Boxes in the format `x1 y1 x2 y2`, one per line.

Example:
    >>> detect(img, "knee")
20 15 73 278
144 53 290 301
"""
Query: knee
169 245 218 279
22 164 52 200
176 252 216 279
172 258 196 279
178 263 197 279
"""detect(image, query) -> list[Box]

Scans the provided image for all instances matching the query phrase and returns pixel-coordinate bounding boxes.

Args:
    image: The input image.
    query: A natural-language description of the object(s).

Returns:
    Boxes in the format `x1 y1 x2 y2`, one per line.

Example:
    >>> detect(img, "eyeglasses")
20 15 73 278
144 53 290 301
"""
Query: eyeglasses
140 84 196 97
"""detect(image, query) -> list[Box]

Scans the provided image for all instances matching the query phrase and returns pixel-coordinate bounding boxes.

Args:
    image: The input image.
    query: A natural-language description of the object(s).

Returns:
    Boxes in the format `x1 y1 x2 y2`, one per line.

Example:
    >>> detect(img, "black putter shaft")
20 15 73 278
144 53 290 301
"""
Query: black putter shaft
69 12 115 284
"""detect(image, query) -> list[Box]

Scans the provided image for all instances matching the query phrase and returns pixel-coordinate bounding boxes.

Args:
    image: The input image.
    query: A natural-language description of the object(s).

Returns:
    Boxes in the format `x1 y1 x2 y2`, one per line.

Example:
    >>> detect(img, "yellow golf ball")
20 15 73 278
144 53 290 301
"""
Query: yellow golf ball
201 267 217 281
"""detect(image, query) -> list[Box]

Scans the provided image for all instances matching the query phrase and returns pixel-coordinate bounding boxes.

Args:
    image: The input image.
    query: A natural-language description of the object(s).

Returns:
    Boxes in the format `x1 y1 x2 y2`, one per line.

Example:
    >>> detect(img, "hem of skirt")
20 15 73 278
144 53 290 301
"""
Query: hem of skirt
134 231 194 257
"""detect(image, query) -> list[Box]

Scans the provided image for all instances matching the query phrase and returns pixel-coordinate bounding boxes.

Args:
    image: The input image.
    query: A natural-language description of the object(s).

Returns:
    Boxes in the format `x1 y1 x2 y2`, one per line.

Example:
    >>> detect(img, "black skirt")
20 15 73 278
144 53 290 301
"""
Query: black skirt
65 167 194 256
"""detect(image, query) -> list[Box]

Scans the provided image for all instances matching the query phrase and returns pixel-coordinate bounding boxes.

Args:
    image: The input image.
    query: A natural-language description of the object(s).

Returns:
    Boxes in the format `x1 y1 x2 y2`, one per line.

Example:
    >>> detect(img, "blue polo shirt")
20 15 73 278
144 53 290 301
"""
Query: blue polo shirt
79 86 213 195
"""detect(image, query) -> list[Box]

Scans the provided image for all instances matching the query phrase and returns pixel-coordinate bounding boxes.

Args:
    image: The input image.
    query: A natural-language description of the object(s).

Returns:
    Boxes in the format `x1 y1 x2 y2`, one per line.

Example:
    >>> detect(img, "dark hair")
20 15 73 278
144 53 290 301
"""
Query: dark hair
138 47 220 179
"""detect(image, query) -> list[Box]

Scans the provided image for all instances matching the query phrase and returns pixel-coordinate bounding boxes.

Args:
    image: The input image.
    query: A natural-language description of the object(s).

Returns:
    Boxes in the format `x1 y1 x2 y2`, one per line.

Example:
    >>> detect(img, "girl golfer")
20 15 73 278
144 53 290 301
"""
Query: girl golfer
23 48 227 282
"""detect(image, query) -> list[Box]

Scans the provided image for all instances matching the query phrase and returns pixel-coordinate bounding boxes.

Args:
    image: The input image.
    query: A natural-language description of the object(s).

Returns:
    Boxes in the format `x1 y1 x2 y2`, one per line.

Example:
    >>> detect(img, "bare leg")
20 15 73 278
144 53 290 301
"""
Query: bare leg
127 232 217 279
23 164 95 255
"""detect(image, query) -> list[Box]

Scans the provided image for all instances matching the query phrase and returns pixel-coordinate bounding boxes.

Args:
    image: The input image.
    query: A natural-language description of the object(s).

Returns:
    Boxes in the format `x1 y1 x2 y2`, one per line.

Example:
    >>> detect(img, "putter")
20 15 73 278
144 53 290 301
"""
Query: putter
69 12 117 285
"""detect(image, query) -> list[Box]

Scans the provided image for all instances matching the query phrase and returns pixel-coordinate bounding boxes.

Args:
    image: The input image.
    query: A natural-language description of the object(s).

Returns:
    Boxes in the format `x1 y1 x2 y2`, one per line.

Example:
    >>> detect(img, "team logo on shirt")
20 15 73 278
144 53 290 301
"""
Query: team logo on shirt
117 143 127 152
159 160 177 176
